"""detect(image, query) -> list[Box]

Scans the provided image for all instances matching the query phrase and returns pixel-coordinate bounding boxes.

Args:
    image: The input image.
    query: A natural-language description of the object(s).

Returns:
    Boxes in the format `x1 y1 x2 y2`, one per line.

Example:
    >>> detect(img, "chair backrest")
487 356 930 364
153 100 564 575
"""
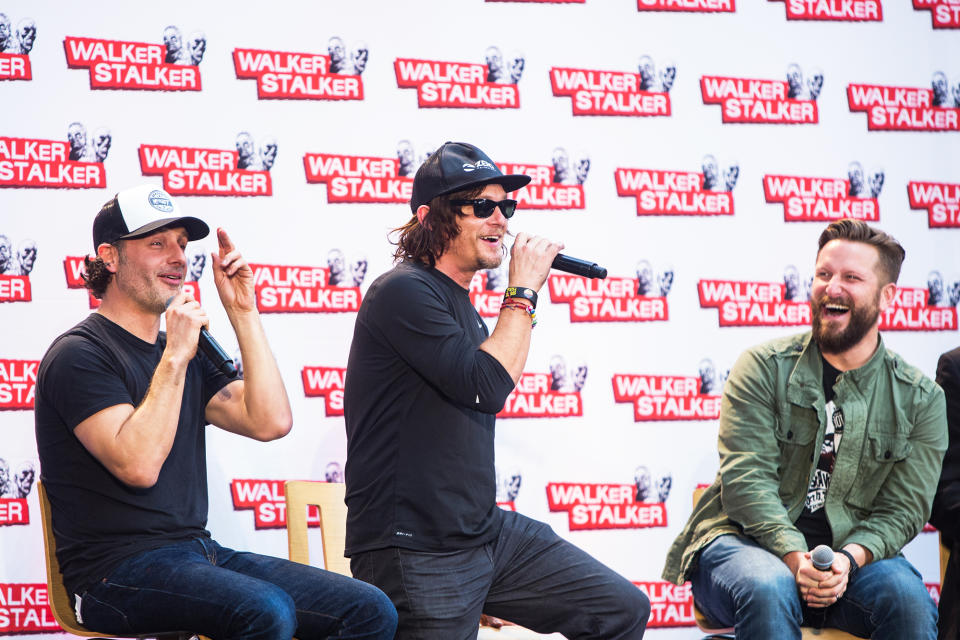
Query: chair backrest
693 487 705 509
284 481 350 576
941 532 951 587
38 481 101 637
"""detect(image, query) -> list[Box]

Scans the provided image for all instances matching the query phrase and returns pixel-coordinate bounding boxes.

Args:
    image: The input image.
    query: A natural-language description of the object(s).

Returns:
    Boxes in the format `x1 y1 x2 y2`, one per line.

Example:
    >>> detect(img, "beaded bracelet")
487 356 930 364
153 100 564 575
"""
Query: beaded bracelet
500 301 537 328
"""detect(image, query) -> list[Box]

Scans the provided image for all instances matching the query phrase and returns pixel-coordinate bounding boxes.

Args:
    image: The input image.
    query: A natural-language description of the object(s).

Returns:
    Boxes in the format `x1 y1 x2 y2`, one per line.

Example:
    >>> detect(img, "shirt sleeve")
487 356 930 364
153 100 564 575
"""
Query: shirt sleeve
370 272 515 413
40 335 134 431
931 351 960 542
718 347 809 557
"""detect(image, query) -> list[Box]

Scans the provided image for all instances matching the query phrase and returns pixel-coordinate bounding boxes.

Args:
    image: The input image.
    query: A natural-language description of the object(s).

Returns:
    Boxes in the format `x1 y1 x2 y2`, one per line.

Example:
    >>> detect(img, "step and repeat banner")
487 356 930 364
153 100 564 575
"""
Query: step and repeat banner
2 1 959 637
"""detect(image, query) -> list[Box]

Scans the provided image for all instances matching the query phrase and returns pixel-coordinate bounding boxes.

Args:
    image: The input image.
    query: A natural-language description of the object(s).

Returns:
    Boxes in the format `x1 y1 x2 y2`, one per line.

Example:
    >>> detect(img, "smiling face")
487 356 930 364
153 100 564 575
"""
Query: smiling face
106 227 188 314
811 239 892 356
435 183 510 286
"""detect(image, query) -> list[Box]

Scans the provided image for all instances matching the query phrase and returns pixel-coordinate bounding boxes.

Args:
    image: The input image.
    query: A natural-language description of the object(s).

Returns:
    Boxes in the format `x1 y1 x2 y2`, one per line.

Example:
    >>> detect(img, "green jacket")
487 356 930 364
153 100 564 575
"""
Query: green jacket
662 332 947 585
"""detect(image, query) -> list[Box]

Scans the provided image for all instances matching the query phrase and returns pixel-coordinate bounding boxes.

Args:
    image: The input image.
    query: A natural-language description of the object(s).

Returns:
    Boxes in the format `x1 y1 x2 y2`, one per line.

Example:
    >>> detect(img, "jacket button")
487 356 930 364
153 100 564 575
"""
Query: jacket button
787 431 794 439
884 451 892 459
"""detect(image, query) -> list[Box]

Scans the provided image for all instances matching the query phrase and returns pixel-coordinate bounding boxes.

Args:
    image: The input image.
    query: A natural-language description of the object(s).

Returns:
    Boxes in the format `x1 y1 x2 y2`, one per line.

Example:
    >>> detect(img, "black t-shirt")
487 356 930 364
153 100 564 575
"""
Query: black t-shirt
343 262 516 555
795 356 843 549
34 313 233 595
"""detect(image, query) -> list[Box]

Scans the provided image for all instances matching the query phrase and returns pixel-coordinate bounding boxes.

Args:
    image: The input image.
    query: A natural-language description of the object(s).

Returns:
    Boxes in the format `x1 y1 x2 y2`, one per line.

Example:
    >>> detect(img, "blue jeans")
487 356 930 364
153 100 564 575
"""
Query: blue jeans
691 534 937 640
350 510 649 640
77 537 397 639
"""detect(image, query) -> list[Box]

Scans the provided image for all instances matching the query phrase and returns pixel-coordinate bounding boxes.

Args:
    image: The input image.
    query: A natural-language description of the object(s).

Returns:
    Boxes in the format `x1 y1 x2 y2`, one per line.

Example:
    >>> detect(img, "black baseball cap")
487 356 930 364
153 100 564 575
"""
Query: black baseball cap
92 184 209 250
409 141 531 213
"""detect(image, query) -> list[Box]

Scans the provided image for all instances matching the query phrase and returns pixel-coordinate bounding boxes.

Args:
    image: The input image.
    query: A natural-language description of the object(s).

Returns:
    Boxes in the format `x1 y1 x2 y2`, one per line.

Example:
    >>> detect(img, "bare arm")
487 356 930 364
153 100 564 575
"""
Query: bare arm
203 228 292 440
479 233 562 382
75 292 207 488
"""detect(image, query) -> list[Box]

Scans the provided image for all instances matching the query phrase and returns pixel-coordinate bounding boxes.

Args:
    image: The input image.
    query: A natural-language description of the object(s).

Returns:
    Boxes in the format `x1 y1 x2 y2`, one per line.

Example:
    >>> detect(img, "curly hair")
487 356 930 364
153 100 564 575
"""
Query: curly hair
817 219 905 285
82 241 124 299
392 185 484 267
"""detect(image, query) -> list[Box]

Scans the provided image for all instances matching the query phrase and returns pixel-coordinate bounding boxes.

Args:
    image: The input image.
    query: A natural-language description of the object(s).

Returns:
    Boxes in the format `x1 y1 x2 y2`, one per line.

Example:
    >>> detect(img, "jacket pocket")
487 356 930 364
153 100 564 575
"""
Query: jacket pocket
847 429 912 509
775 405 819 499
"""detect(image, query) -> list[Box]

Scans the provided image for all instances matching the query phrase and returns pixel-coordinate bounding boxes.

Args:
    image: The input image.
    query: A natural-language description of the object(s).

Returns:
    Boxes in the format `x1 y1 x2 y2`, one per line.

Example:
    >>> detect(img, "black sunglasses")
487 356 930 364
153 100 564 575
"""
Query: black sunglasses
450 198 518 219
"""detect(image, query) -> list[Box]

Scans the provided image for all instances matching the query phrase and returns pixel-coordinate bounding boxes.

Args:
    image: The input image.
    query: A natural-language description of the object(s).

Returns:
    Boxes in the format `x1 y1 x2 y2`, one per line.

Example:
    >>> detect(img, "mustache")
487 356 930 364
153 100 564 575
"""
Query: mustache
813 294 852 307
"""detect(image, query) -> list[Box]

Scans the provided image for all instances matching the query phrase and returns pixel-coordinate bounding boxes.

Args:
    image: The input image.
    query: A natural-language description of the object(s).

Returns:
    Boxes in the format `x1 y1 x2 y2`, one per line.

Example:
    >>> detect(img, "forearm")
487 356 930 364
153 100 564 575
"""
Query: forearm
79 352 189 488
230 310 292 439
479 303 532 383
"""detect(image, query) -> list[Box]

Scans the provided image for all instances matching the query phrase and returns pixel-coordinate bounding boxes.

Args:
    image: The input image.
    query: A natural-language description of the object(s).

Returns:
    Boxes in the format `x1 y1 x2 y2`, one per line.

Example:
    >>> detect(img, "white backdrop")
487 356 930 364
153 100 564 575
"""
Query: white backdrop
2 0 959 637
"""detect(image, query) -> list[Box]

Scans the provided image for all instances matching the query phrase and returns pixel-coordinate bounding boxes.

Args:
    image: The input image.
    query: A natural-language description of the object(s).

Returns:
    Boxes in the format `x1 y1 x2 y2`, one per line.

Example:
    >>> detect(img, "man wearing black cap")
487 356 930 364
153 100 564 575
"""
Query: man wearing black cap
34 185 397 639
344 142 650 639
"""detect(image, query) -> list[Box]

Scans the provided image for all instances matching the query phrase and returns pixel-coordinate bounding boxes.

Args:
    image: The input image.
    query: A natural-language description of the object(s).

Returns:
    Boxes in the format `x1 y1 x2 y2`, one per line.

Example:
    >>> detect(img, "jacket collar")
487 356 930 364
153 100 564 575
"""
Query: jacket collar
785 332 888 407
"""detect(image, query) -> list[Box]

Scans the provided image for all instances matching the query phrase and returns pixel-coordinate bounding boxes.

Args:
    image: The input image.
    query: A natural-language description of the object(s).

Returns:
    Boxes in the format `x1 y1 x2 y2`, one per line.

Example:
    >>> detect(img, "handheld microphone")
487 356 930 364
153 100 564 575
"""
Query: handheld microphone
199 327 238 377
809 545 835 634
551 254 607 279
811 545 834 571
165 296 238 377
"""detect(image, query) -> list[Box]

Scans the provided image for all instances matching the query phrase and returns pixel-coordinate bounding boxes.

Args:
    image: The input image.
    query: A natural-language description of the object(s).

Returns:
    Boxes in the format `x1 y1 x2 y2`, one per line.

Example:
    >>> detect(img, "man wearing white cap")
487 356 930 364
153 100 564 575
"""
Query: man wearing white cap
34 185 397 639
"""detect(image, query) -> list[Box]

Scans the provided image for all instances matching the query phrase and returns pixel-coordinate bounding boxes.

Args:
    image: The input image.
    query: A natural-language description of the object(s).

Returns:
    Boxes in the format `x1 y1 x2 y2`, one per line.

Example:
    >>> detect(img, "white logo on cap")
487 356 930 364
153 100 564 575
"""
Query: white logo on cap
462 160 495 173
148 190 174 213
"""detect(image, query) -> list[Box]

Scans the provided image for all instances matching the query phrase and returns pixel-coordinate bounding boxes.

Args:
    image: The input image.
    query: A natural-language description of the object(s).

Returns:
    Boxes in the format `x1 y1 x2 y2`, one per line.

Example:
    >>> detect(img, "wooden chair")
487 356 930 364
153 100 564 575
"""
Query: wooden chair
283 480 350 575
690 489 857 640
941 531 951 587
38 481 204 640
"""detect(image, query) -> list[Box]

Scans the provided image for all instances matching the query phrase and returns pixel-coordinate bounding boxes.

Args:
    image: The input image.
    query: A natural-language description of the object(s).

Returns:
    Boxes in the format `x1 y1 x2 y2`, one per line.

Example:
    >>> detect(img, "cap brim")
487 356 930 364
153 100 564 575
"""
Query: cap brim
120 216 210 242
435 174 532 200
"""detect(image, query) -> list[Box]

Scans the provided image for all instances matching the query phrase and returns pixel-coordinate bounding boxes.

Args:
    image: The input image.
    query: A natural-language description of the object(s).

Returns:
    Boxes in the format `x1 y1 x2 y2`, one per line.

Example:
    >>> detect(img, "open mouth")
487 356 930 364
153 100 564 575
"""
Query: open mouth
480 235 501 246
159 273 183 286
822 302 850 318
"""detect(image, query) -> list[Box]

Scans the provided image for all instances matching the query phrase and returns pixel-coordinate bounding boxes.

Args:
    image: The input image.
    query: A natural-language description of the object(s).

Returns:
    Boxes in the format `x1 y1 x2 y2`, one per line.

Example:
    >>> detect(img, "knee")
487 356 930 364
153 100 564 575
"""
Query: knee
346 582 398 636
739 573 799 617
604 581 651 634
629 586 651 628
238 586 297 638
870 578 937 620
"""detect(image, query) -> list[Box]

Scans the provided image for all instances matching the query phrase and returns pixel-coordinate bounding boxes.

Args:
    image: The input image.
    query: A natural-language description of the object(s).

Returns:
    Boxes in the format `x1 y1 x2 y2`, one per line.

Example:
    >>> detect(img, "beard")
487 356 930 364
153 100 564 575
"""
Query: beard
811 291 881 354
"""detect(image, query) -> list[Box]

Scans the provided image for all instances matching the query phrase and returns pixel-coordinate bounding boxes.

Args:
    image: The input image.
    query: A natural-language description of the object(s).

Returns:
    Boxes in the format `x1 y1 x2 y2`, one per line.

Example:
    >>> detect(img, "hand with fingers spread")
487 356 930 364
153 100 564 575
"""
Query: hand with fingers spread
507 232 564 292
211 227 256 315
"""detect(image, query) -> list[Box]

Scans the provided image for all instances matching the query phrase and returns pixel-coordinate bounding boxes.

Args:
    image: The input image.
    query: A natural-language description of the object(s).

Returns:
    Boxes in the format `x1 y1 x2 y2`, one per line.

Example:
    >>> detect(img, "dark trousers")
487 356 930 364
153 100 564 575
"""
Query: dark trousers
78 536 397 639
350 509 649 640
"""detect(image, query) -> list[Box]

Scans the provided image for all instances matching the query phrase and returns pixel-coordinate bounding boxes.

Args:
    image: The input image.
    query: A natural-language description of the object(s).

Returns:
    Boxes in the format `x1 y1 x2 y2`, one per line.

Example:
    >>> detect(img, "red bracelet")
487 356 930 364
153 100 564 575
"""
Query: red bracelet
500 301 537 328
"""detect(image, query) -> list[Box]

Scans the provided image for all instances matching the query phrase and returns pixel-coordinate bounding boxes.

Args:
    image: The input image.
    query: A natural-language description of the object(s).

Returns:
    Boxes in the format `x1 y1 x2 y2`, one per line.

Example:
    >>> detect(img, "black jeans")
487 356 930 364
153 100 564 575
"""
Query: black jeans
350 509 649 640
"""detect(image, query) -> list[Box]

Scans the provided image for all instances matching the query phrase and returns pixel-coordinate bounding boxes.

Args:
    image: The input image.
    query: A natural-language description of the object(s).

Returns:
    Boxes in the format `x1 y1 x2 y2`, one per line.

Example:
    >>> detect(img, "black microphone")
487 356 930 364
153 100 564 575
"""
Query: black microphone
199 327 238 377
165 296 238 377
551 254 607 279
809 545 835 634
